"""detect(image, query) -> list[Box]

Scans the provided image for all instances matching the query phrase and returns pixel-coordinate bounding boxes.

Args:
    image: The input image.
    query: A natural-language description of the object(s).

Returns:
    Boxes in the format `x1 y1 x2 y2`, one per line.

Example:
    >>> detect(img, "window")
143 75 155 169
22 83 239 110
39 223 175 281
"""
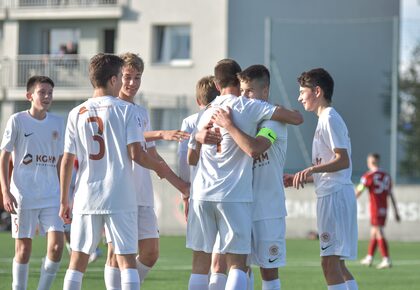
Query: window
48 29 80 55
153 25 191 66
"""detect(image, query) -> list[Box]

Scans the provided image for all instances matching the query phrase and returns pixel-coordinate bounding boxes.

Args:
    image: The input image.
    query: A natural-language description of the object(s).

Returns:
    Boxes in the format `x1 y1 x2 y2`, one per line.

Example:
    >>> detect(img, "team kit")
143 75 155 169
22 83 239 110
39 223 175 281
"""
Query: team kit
0 53 398 290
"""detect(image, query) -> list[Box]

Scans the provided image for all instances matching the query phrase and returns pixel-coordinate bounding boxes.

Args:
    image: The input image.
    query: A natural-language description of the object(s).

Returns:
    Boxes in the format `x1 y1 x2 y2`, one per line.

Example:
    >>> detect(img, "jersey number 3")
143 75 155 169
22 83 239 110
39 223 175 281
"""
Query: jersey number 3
87 116 105 160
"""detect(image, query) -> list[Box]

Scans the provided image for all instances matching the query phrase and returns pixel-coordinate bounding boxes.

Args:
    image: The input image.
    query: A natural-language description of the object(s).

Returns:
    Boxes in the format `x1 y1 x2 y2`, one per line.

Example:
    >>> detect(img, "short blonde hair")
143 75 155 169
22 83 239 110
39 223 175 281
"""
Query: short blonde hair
196 76 218 106
120 52 144 73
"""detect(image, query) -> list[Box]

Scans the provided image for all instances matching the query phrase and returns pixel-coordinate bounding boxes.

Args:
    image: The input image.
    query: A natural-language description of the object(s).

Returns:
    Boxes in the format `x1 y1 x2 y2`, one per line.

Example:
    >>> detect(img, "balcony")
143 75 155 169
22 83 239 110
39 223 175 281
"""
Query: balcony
6 0 124 20
0 55 92 100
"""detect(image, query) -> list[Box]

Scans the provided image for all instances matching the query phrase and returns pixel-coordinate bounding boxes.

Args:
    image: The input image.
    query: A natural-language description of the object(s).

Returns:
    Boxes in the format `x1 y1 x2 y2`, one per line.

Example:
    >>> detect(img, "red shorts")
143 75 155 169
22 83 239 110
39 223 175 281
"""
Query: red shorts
371 215 386 226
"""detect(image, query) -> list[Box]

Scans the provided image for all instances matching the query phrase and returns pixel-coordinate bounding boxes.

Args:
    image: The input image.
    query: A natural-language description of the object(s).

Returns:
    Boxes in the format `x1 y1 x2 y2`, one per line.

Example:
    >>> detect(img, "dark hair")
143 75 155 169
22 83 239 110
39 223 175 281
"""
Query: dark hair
26 76 54 92
196 76 219 106
214 59 241 89
368 153 380 161
297 68 334 103
89 53 124 88
237 64 270 87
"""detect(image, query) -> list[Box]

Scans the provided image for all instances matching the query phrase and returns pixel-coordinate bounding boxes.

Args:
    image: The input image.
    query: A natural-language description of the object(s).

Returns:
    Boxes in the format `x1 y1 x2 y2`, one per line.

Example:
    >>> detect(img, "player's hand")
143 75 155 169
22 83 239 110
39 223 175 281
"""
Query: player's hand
293 167 314 189
195 124 222 145
211 107 233 130
283 174 295 187
2 192 18 214
183 197 189 222
59 203 72 224
395 212 401 222
162 130 190 142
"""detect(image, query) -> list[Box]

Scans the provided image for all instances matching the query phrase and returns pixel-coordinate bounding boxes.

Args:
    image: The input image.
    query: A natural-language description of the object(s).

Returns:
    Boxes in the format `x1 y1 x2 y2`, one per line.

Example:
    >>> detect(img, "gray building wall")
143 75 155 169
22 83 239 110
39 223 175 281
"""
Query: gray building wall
227 0 399 179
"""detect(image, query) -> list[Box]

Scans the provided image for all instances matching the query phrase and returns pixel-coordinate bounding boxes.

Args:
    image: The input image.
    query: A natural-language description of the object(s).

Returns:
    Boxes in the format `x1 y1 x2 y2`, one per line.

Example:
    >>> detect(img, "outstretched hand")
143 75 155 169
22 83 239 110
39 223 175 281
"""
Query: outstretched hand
162 130 190 142
283 174 295 188
292 167 314 189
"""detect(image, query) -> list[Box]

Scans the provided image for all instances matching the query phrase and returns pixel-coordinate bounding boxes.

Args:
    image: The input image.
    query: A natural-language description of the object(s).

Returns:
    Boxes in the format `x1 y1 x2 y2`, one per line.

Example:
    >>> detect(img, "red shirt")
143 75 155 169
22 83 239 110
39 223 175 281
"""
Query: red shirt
360 169 392 217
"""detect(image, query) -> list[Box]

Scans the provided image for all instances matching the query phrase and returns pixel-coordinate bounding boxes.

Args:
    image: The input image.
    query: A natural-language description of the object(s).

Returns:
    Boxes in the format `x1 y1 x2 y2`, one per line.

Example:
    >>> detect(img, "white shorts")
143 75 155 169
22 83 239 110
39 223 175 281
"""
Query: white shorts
71 212 138 255
186 200 252 254
11 207 64 239
105 206 159 243
249 218 286 268
317 185 358 260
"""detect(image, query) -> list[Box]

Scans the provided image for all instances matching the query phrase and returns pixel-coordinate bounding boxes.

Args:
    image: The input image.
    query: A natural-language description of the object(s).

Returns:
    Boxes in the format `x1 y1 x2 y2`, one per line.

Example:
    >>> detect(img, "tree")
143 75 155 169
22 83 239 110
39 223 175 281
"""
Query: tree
399 43 420 180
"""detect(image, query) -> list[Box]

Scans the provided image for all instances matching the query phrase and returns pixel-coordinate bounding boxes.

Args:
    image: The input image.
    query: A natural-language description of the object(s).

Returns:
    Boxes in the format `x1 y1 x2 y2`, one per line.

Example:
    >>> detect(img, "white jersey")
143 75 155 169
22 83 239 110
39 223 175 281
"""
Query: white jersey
132 104 155 207
1 111 64 209
312 107 353 197
190 94 276 202
178 112 199 183
252 120 288 220
64 96 144 214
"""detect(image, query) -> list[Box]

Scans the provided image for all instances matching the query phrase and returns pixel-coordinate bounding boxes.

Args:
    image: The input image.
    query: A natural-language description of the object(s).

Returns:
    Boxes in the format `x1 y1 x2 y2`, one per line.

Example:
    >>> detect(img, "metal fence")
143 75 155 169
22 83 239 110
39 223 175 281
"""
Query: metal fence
0 55 91 88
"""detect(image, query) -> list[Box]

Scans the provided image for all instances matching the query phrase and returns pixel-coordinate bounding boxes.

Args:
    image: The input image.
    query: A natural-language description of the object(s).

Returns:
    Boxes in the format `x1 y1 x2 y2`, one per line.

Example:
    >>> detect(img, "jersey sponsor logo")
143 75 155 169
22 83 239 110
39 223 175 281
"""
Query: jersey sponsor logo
36 155 56 164
22 153 33 165
253 152 270 168
315 157 322 165
24 132 34 137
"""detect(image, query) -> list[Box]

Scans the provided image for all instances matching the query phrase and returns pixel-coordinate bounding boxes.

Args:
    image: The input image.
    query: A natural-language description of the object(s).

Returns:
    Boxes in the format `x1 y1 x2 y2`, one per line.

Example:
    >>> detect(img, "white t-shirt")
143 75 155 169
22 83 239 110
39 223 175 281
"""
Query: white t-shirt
252 120 288 220
131 104 155 207
178 112 199 183
312 107 353 197
64 96 144 214
190 94 276 202
1 111 64 209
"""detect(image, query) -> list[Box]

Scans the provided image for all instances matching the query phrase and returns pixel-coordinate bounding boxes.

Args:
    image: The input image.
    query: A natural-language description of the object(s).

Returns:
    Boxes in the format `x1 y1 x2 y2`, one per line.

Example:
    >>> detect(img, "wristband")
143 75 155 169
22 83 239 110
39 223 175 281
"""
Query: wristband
256 127 277 144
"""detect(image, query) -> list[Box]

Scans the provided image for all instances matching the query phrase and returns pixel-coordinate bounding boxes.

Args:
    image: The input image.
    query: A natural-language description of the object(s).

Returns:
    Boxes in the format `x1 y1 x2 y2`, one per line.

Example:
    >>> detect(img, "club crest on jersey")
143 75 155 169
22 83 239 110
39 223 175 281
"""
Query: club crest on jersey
52 130 59 140
269 245 279 256
22 153 33 165
320 232 330 243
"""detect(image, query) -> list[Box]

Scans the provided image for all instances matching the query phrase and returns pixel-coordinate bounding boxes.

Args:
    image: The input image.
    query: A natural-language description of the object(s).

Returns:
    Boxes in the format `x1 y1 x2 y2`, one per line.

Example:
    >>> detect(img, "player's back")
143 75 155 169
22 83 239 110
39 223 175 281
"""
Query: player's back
362 170 391 211
65 96 141 214
193 94 275 202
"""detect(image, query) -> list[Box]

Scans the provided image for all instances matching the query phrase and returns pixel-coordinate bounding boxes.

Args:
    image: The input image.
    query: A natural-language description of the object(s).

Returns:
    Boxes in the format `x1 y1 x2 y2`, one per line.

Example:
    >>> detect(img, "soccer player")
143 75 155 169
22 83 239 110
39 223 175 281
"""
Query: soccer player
104 52 190 289
356 153 400 269
0 75 65 290
186 59 302 290
284 68 358 290
60 53 170 290
211 65 288 290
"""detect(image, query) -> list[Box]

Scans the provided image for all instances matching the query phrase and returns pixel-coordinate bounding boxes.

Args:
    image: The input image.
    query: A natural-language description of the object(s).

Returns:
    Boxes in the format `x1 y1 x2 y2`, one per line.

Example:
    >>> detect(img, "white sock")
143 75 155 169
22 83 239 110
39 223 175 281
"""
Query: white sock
120 268 140 290
136 259 152 284
345 279 358 290
262 279 281 290
63 269 84 290
188 273 209 290
209 272 227 290
226 268 247 290
37 257 61 290
12 259 29 290
104 265 121 290
247 269 254 290
328 283 347 290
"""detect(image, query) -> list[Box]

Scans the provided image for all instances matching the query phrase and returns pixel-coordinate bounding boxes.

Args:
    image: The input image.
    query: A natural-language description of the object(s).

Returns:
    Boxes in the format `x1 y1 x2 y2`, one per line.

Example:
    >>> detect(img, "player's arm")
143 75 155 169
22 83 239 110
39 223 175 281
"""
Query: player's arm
355 183 366 198
127 142 171 180
56 155 63 180
212 107 272 158
389 190 401 222
148 146 190 199
187 122 221 165
144 130 190 142
0 150 17 214
293 148 349 189
271 105 303 125
59 152 75 224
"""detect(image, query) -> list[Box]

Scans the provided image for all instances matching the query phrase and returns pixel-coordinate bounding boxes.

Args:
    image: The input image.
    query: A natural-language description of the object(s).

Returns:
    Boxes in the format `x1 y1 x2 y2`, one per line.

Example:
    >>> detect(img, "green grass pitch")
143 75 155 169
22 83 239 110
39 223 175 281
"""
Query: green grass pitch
0 232 419 289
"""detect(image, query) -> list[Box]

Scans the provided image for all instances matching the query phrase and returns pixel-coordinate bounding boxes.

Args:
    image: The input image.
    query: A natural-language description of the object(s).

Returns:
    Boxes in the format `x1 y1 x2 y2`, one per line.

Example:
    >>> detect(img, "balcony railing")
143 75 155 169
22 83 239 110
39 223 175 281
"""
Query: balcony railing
10 0 118 8
0 55 91 89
